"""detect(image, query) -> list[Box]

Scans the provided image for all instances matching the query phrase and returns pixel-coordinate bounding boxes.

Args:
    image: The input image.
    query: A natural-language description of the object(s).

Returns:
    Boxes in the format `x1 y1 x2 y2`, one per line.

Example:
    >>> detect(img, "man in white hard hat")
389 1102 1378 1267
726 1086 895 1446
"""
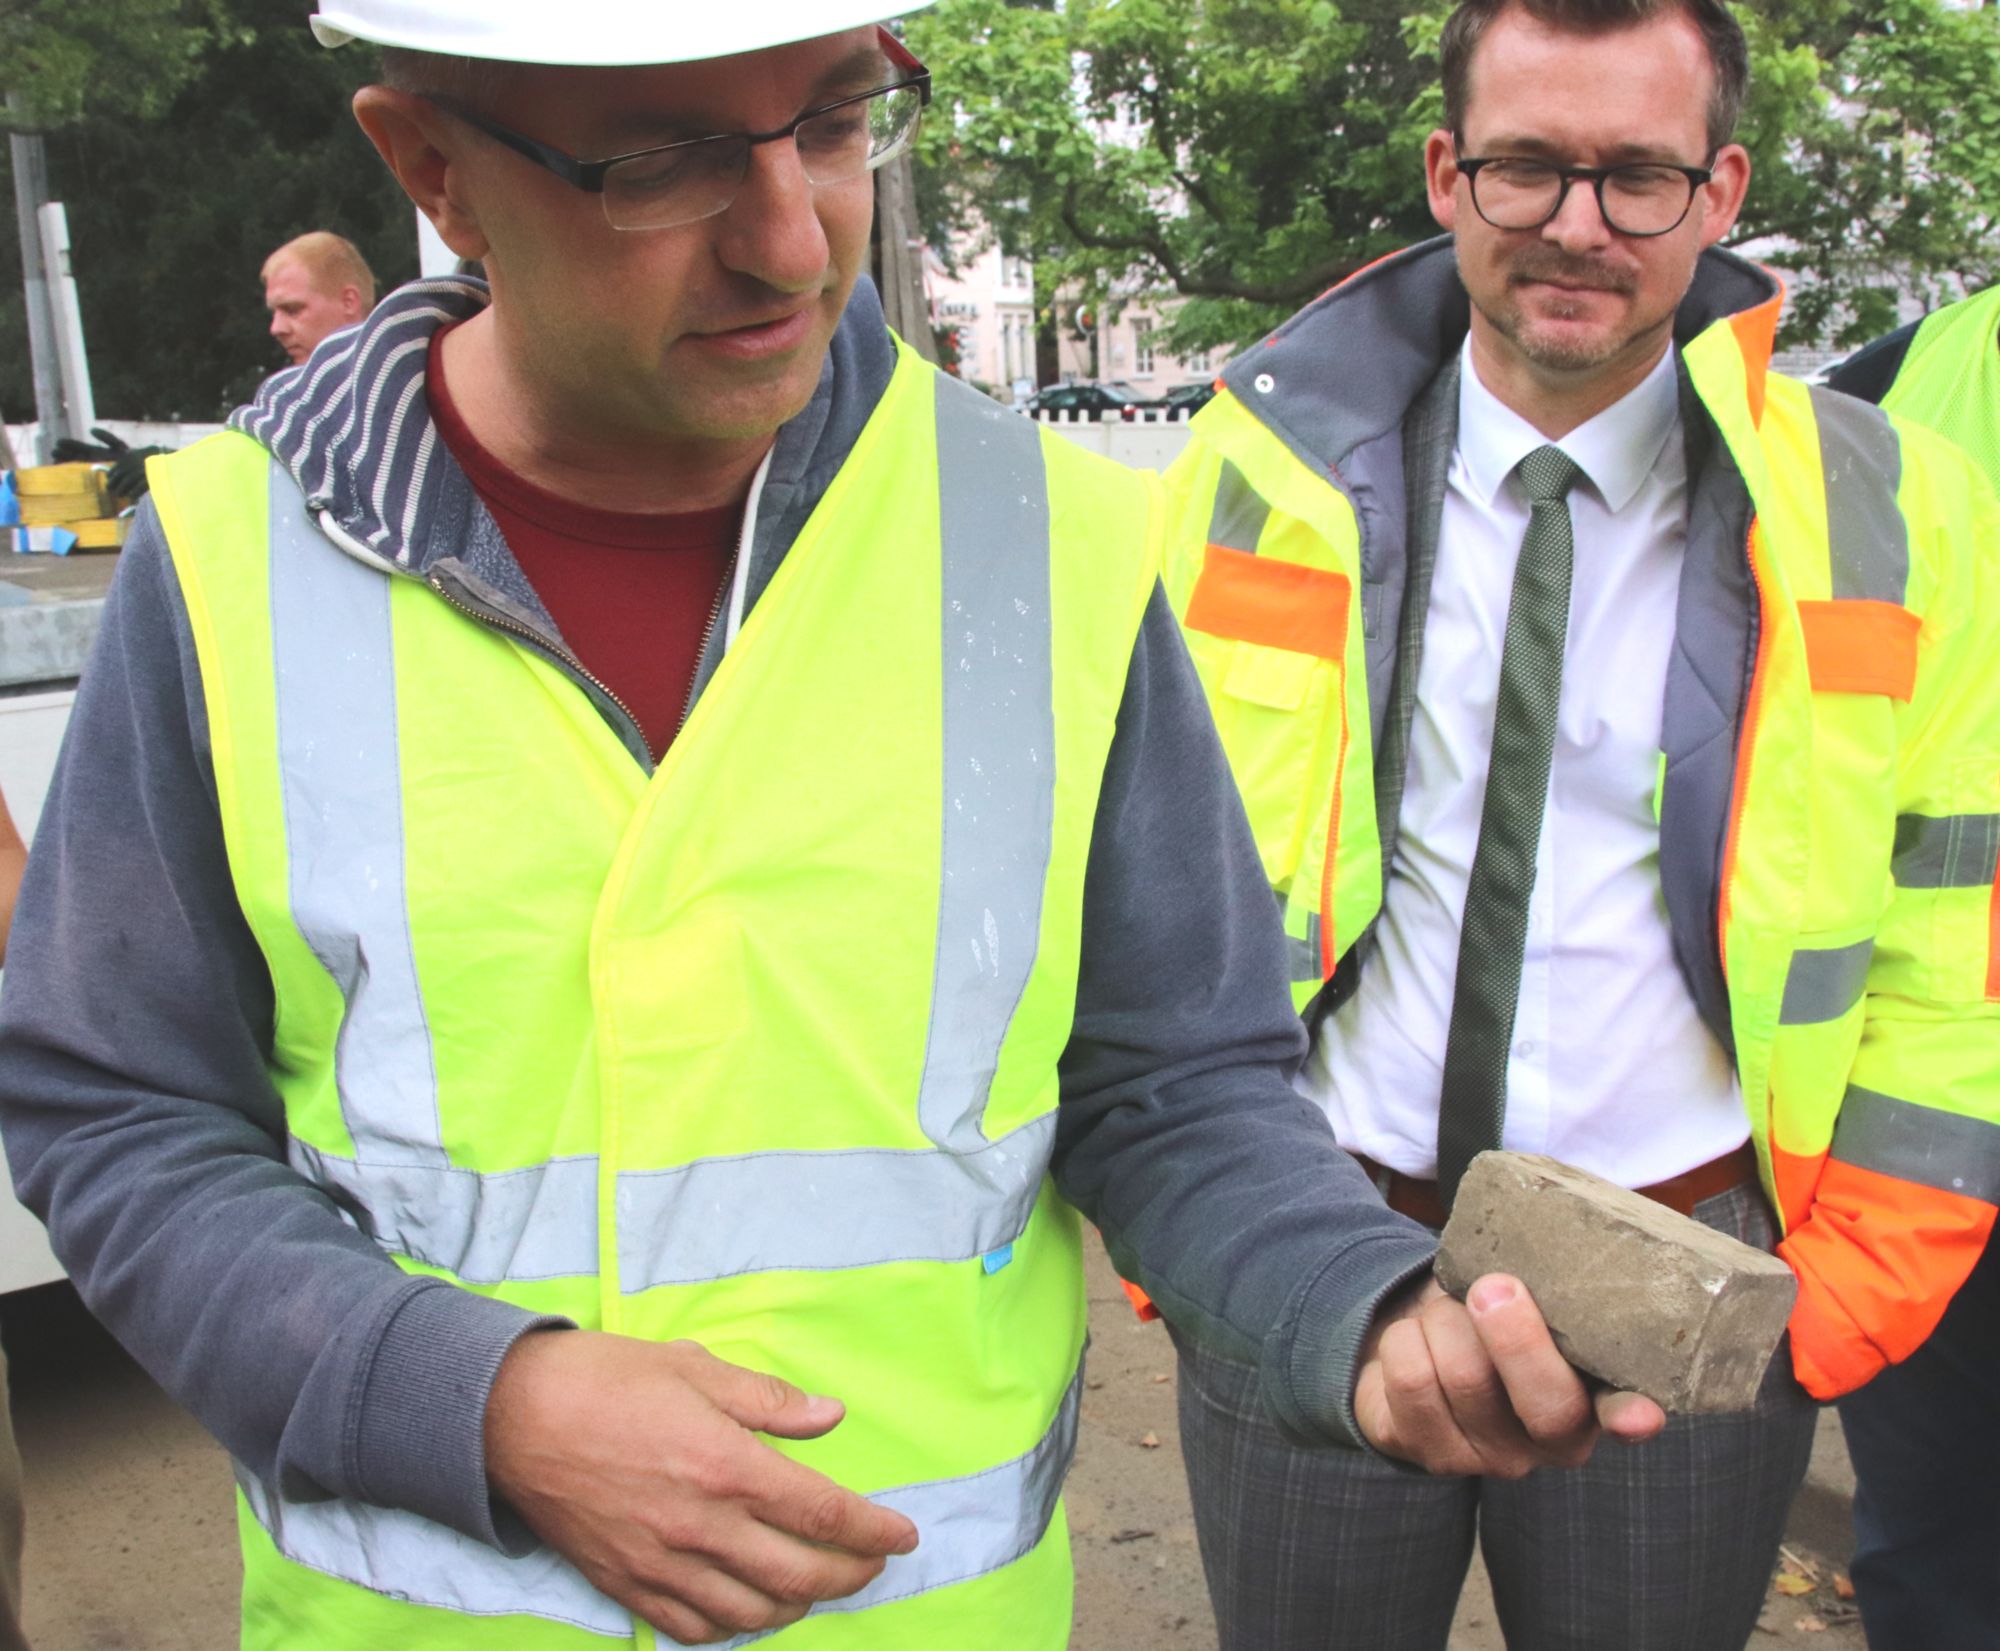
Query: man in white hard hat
0 5 1663 1646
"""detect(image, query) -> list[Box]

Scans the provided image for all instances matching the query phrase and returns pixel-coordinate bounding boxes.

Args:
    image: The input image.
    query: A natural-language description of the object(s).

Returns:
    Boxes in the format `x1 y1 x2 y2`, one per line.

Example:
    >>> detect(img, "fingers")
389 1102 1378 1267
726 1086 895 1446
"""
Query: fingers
1461 1277 1597 1463
612 1479 897 1641
1363 1313 1485 1476
700 1511 892 1604
1413 1286 1541 1469
562 1455 901 1642
668 1343 920 1558
484 1330 919 1641
741 1446 920 1559
674 1341 847 1440
1355 1272 1636 1478
628 1545 820 1644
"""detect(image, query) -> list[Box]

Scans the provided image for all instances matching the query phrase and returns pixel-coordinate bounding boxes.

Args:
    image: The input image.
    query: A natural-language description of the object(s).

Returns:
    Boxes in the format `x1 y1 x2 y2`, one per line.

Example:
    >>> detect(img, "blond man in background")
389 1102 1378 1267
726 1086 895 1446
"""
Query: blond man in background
261 230 377 365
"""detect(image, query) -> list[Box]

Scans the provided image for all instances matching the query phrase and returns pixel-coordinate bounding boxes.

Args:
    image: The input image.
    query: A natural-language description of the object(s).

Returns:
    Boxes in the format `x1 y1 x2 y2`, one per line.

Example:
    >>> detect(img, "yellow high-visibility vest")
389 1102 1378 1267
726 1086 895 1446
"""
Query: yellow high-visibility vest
151 340 1161 1649
1880 285 2000 488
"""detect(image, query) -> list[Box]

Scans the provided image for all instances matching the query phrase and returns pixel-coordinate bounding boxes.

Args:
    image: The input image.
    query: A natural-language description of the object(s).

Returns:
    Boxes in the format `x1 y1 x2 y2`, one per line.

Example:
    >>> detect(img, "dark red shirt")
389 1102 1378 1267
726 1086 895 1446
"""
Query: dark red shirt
426 329 740 762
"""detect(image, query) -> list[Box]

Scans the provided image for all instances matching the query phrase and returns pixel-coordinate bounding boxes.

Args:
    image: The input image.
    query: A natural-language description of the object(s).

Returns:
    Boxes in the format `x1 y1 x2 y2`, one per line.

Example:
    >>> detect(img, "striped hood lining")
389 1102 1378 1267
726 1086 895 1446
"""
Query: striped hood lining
229 277 491 572
226 276 900 622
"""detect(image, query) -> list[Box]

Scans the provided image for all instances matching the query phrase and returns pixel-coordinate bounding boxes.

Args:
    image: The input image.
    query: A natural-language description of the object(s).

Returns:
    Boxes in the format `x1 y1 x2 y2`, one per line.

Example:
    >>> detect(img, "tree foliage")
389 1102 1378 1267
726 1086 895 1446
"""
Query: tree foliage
0 2 417 420
907 0 2000 357
0 0 235 128
1733 0 2000 345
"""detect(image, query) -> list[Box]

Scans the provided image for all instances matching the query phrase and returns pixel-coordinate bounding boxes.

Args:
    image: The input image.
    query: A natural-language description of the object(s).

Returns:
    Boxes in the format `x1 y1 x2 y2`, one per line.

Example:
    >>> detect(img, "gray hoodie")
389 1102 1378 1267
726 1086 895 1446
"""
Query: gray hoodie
0 275 1436 1555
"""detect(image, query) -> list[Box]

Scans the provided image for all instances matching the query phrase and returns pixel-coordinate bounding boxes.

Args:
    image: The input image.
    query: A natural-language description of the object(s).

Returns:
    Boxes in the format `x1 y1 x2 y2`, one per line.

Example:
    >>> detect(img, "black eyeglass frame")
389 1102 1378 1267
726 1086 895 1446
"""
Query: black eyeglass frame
1454 152 1716 239
424 48 931 201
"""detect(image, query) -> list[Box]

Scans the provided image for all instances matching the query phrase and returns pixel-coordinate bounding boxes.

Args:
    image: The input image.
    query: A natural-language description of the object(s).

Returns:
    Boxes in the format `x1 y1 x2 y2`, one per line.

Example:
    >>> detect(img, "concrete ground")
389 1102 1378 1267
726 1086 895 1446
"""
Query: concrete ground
6 1238 1866 1650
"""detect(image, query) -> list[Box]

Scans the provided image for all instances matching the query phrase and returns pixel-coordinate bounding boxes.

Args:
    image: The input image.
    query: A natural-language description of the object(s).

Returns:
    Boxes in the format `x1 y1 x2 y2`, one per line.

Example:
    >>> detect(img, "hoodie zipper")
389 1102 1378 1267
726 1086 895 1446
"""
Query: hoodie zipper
426 571 654 768
674 547 739 738
427 448 765 765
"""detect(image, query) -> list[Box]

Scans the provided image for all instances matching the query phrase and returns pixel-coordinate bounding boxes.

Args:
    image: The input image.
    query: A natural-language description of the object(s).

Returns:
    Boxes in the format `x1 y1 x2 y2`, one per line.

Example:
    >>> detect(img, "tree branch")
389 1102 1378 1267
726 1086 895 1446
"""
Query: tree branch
1141 84 1232 228
1058 186 1363 304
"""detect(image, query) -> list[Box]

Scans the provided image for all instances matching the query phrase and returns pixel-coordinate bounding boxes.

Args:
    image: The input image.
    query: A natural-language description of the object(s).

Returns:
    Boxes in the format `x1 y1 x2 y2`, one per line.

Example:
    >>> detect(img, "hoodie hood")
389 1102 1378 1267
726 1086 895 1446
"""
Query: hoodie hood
228 274 899 582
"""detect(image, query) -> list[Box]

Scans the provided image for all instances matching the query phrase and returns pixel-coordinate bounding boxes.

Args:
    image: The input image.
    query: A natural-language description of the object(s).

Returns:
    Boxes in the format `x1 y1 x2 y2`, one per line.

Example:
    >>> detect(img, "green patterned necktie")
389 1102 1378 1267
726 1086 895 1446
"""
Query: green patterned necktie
1436 443 1584 1206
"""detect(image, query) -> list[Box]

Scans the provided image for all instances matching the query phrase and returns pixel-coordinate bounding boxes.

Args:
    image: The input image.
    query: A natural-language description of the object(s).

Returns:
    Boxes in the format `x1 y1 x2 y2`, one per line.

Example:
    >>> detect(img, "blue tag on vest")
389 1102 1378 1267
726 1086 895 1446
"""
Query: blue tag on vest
982 1243 1015 1275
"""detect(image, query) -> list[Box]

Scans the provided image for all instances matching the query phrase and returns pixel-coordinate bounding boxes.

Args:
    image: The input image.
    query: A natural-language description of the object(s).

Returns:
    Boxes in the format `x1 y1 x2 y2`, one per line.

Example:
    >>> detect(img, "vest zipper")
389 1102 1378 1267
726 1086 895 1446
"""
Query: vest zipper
1716 519 1770 982
425 571 654 767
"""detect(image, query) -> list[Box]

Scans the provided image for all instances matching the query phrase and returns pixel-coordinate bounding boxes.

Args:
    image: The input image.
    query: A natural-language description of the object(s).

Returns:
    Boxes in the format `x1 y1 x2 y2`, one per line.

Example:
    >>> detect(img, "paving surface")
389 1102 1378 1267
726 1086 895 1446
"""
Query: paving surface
4 1238 1866 1650
0 553 120 607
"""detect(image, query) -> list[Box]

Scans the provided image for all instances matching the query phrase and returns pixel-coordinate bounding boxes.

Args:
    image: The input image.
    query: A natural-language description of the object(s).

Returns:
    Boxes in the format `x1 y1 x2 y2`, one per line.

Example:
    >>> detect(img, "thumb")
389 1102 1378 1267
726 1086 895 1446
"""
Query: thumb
693 1351 847 1440
1593 1388 1667 1443
1351 1359 1394 1455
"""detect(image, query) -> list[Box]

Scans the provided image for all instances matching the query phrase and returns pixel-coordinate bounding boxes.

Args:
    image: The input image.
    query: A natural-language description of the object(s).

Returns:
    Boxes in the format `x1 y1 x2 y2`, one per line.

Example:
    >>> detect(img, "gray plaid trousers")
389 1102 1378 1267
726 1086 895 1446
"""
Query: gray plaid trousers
1172 1183 1817 1651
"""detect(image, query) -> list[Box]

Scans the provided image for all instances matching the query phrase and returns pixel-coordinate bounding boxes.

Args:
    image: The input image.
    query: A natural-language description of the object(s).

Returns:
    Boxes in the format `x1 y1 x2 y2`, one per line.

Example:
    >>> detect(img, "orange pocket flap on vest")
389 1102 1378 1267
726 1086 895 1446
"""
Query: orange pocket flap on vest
1799 600 1920 702
1185 545 1352 659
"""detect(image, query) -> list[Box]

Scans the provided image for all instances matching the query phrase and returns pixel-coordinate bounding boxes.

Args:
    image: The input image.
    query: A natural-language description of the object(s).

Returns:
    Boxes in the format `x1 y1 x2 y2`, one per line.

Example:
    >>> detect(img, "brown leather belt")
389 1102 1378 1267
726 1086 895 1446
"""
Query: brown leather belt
1350 1141 1760 1231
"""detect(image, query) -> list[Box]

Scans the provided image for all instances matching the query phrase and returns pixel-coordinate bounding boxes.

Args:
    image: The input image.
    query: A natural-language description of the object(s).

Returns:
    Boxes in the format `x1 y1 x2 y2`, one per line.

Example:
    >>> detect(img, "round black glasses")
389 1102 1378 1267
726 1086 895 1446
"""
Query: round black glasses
1458 155 1714 238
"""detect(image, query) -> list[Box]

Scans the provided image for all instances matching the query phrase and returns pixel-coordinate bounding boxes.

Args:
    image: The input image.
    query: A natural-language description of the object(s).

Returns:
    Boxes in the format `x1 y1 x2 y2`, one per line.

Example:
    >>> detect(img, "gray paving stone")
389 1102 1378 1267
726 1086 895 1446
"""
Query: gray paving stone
1436 1151 1797 1413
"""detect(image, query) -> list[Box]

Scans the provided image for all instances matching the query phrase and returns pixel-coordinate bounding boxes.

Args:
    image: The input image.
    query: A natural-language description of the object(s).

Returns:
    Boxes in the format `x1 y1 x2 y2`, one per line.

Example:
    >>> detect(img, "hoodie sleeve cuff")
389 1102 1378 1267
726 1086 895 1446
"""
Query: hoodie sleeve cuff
349 1281 572 1554
1259 1230 1439 1453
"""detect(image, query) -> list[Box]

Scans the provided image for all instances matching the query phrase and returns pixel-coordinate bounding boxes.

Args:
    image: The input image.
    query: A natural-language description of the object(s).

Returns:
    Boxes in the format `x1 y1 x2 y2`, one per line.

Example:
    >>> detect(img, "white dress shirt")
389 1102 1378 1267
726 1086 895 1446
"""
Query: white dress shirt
1299 338 1747 1187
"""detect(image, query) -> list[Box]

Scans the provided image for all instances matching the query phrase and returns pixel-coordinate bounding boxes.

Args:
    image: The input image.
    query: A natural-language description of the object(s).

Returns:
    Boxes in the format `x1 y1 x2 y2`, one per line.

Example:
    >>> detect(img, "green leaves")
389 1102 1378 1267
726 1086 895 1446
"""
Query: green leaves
914 0 2000 359
0 1 416 419
0 0 238 129
1731 0 2000 346
909 0 1444 355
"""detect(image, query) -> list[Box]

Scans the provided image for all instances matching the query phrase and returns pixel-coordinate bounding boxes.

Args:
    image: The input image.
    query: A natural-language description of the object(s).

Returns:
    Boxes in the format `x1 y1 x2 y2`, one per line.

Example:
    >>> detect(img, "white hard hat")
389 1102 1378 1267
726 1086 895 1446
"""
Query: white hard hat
309 1 934 66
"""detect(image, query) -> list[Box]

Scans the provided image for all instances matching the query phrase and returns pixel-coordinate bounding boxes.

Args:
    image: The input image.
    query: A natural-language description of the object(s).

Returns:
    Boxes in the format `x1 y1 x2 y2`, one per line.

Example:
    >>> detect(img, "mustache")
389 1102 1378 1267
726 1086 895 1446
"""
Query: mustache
1506 252 1638 295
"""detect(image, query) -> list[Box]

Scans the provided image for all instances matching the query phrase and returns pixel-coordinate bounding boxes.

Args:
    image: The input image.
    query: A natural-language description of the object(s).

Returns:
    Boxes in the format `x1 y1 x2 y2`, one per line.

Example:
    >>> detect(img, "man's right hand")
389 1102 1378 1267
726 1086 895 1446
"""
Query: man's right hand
484 1330 919 1645
1354 1272 1666 1477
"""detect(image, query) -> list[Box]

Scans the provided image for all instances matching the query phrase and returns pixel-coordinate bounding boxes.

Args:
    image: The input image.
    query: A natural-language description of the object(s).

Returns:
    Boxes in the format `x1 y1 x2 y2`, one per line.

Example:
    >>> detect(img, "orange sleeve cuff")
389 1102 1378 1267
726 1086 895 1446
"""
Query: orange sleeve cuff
1120 1277 1162 1324
1778 1164 1997 1398
1778 1240 1887 1399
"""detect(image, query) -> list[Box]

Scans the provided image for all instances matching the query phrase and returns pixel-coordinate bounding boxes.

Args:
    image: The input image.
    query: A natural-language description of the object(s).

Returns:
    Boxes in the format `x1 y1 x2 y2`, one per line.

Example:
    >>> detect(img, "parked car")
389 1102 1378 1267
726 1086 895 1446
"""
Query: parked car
1163 381 1217 415
1102 379 1166 407
1021 382 1150 421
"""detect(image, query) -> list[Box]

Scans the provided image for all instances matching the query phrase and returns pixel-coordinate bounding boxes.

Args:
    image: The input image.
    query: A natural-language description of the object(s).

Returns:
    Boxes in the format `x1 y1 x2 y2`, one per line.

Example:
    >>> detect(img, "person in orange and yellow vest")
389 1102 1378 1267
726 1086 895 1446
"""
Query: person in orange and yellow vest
1155 0 2000 1646
1820 284 2000 1651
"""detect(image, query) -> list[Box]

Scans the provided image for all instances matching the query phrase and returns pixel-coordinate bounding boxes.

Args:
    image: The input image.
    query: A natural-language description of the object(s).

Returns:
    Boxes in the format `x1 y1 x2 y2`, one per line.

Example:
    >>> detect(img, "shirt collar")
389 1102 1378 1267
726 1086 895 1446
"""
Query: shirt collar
1454 335 1680 514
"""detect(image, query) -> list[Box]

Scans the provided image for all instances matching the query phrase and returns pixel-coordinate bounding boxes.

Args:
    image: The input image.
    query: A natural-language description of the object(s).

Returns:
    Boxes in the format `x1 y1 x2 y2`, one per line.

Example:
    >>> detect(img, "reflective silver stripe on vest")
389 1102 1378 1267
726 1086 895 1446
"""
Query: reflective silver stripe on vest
1893 812 2000 890
237 1466 631 1637
1778 938 1874 1025
1276 890 1322 985
1832 1086 2000 1204
293 1118 1054 1290
917 381 1055 1154
290 1140 600 1285
1808 387 1908 605
714 1363 1083 1648
269 460 446 1168
616 1114 1055 1293
238 1362 1083 1637
1209 459 1271 553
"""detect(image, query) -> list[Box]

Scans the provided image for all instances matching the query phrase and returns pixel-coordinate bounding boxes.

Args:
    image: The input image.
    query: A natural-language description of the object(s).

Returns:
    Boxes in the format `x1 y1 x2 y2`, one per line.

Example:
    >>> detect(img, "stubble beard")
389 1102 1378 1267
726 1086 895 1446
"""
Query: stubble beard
1476 248 1648 375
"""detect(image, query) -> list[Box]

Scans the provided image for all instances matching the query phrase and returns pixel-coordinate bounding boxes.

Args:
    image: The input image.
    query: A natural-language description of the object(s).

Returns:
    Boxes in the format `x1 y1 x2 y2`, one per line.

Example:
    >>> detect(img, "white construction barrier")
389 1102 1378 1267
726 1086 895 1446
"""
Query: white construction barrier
1024 406 1195 470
